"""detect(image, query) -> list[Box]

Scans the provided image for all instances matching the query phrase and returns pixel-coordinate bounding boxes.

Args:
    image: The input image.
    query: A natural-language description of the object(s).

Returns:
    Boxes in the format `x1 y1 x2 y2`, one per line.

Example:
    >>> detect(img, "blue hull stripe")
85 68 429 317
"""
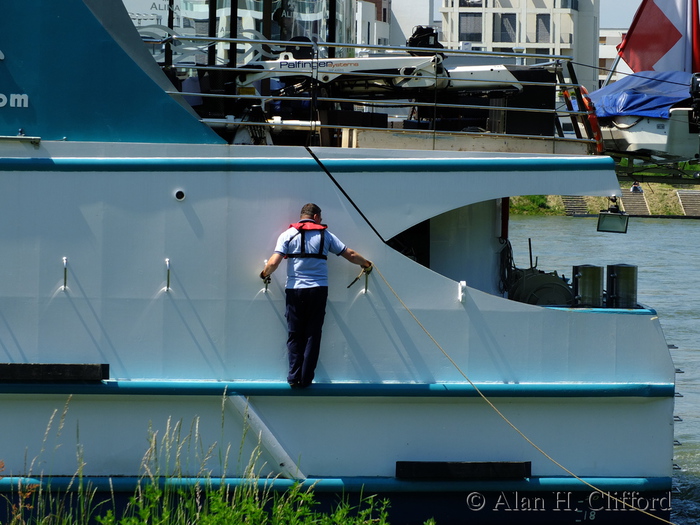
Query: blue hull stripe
548 306 659 315
0 155 615 174
0 475 672 493
0 380 675 397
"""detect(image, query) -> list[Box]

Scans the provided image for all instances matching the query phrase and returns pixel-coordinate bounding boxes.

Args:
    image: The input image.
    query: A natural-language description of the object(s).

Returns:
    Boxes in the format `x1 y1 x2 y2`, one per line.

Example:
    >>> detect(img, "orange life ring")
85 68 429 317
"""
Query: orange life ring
580 86 604 153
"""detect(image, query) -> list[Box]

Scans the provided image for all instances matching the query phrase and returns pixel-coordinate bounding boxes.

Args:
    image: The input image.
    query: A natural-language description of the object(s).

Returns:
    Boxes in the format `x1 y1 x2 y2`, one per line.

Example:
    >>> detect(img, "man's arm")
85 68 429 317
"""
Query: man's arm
261 253 284 279
341 248 372 269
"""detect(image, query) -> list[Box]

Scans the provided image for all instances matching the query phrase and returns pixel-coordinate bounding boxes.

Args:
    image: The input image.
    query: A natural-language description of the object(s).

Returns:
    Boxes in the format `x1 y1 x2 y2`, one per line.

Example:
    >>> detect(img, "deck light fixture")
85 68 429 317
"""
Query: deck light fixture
597 196 629 233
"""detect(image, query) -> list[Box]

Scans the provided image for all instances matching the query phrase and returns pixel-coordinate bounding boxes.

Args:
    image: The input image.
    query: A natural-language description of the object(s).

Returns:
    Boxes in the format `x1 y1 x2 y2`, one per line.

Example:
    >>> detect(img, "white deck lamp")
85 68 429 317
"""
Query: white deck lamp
597 196 629 233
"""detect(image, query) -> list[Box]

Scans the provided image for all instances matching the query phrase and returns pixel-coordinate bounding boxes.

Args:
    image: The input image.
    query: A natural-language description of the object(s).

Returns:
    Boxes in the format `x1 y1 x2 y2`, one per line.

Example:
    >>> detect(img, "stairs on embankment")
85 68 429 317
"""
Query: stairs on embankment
619 191 650 215
561 195 589 216
677 190 700 216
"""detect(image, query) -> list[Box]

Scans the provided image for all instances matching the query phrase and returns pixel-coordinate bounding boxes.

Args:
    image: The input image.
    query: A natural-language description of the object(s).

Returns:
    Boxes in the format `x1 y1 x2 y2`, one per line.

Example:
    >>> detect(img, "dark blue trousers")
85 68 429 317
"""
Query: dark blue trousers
285 286 328 386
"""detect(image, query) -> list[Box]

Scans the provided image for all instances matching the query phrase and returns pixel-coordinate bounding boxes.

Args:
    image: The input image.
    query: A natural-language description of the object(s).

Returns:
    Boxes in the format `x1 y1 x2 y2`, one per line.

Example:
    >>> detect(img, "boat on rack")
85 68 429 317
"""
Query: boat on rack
589 70 700 164
592 0 700 179
0 1 674 523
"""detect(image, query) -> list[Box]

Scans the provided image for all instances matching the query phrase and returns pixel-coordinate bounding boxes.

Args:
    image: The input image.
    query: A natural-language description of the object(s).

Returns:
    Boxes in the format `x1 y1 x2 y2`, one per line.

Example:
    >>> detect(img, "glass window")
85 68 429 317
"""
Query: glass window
536 13 550 43
459 13 483 41
493 13 516 43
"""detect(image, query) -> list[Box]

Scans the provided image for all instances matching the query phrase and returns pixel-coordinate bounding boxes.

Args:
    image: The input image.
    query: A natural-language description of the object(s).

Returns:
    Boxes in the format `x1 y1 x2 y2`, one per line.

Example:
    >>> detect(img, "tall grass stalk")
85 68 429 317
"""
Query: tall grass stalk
1 398 403 525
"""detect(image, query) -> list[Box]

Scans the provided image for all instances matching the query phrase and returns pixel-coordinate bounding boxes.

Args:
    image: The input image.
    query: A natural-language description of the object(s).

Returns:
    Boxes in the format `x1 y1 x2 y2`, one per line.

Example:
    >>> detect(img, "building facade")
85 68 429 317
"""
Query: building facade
438 0 600 91
598 28 632 87
121 0 609 91
123 0 358 65
389 0 439 46
357 0 391 47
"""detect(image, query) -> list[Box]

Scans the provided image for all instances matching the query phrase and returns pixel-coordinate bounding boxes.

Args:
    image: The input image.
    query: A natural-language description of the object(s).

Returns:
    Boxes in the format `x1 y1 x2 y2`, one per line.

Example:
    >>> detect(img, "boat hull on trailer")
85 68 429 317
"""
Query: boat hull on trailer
599 109 700 161
590 70 700 163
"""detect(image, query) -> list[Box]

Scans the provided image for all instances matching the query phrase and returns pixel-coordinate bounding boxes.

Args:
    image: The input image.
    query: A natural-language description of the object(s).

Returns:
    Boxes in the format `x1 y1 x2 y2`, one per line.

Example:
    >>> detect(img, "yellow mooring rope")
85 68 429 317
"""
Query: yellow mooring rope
369 264 676 525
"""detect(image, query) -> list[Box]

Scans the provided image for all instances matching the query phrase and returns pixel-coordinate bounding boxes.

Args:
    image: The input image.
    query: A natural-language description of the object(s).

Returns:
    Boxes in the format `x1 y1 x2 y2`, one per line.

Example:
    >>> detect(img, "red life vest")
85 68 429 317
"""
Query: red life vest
289 221 327 231
286 221 328 259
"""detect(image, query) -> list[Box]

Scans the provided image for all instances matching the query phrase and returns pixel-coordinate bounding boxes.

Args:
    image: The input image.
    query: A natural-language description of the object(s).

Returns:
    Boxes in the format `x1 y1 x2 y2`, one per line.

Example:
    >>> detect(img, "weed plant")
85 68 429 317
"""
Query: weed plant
2 466 394 525
92 481 393 525
0 397 407 525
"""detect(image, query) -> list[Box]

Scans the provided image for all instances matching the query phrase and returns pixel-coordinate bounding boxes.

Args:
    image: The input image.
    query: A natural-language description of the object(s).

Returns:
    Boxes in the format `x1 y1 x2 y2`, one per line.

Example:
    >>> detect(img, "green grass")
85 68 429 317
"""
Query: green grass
0 400 433 525
1 474 396 525
509 195 563 215
91 482 394 525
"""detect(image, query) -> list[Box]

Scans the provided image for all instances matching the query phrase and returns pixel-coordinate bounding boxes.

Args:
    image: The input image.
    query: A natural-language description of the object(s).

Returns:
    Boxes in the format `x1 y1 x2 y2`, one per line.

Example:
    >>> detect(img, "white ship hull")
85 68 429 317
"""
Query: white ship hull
0 1 675 523
0 140 674 524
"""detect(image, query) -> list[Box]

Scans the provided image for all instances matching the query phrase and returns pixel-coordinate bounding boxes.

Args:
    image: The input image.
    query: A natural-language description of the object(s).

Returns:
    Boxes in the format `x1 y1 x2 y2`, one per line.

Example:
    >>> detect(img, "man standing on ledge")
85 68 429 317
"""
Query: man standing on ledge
260 203 372 388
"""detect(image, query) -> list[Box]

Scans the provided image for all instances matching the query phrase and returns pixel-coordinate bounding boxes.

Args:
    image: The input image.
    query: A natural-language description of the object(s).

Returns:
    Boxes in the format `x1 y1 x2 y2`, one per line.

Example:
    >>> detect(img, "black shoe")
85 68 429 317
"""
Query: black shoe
288 381 303 389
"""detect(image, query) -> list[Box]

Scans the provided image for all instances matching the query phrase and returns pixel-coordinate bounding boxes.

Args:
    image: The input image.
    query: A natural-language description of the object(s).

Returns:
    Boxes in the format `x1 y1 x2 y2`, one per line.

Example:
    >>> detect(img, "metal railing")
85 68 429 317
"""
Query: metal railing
159 35 599 151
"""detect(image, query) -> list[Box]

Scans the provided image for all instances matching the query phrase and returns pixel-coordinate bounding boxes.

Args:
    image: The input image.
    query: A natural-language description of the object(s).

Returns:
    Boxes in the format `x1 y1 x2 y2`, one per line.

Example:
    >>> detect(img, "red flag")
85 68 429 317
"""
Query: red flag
617 0 700 72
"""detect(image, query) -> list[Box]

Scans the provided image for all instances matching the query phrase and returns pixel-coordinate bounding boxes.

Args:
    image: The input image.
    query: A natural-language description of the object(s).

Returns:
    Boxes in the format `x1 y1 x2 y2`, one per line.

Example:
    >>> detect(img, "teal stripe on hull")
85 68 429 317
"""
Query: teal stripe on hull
549 306 659 315
0 380 675 397
0 475 673 493
0 155 615 173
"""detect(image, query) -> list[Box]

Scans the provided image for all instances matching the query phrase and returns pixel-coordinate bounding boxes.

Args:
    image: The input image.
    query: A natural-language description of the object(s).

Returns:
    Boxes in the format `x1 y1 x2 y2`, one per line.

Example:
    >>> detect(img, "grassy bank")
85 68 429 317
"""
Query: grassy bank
510 181 689 216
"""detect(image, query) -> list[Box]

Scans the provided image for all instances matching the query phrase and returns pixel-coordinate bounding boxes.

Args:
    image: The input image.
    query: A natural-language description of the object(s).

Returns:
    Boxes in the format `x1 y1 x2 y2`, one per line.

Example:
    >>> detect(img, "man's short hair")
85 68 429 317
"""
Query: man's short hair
300 203 322 218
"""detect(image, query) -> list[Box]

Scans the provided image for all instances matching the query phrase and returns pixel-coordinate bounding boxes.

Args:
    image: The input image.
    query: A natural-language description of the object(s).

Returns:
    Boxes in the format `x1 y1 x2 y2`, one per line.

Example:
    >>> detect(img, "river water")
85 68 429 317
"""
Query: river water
508 215 699 524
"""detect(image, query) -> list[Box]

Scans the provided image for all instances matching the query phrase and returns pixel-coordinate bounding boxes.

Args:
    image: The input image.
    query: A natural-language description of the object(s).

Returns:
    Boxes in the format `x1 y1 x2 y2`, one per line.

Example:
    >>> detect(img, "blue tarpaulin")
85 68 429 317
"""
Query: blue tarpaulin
588 71 692 119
